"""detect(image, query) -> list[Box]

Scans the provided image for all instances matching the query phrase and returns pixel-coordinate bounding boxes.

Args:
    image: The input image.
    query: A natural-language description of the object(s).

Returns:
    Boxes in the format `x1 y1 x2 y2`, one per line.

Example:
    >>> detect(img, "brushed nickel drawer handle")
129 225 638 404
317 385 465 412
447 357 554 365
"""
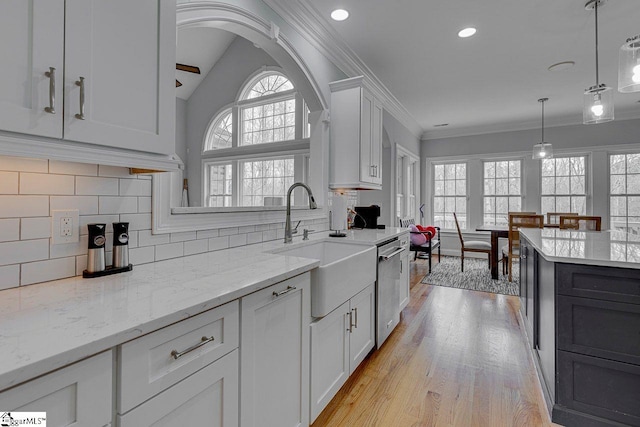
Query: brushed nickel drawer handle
44 67 56 114
170 336 214 360
352 307 358 329
273 285 296 297
75 77 86 120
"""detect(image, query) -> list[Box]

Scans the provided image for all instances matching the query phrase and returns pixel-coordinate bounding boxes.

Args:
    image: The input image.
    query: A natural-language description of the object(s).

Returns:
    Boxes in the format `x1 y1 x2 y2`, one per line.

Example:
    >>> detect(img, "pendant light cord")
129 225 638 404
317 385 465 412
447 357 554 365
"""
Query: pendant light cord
541 100 545 142
595 1 600 85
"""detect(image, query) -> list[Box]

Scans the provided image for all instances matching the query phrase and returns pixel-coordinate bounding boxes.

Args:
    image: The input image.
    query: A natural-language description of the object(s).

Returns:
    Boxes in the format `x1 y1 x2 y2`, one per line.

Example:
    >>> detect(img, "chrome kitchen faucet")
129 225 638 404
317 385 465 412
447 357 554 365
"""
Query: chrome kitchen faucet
284 182 317 243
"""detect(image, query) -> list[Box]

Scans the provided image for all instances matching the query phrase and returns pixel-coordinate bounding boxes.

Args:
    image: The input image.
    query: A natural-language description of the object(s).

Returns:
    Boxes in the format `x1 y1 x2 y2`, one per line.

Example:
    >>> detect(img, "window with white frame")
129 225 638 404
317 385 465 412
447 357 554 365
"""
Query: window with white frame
541 156 587 216
202 70 309 207
408 161 416 219
483 160 522 225
433 163 466 230
610 153 640 235
396 156 404 219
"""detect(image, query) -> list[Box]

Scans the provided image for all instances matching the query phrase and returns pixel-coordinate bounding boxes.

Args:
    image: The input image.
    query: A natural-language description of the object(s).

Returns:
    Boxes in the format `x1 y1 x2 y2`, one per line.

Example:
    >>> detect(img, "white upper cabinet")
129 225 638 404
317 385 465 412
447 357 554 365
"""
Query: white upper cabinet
329 76 383 190
0 0 176 157
0 1 64 138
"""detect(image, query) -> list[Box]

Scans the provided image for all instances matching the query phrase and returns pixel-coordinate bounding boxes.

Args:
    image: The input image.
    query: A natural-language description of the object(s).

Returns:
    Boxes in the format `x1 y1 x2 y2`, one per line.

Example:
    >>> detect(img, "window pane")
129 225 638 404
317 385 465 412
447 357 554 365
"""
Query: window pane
629 154 640 174
433 162 466 229
455 180 466 195
571 196 586 215
611 196 627 217
628 174 640 194
541 159 555 177
611 155 626 174
541 177 555 195
204 111 233 151
541 156 587 217
611 175 626 194
483 160 523 224
484 162 495 178
556 176 570 194
434 164 444 180
434 181 444 195
571 176 585 195
456 163 466 179
244 72 294 99
206 163 233 207
240 157 296 206
541 196 555 214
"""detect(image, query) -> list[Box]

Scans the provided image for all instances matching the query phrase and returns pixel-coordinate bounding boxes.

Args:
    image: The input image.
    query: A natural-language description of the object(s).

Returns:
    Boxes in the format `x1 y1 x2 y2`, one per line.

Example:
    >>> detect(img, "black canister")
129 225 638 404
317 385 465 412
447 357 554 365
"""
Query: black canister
112 222 130 268
87 223 106 273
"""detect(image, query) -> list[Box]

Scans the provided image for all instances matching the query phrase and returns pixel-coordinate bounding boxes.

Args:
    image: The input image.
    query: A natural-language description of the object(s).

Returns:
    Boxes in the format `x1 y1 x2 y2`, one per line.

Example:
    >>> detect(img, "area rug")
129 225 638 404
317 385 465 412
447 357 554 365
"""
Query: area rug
421 256 520 296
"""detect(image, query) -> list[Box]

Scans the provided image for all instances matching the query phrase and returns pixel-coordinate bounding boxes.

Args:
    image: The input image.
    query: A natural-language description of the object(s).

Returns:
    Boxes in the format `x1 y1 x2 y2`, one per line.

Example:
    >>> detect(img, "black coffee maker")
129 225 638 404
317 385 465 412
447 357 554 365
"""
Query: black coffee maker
353 205 381 229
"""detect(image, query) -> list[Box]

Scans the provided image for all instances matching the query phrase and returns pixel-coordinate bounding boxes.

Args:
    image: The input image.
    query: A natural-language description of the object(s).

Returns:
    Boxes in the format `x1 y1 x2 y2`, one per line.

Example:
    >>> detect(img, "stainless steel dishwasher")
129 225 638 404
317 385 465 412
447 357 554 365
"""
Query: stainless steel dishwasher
376 238 404 348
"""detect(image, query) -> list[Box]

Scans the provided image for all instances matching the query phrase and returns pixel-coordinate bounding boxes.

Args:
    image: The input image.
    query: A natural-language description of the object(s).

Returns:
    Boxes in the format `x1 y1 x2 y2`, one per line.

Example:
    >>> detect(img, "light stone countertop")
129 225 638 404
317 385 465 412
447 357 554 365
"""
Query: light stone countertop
0 227 408 392
520 228 640 269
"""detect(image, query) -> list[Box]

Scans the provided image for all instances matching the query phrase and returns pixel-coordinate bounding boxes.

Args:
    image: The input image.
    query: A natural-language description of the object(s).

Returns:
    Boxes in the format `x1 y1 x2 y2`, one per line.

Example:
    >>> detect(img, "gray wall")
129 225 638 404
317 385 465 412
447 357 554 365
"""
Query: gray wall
185 37 279 206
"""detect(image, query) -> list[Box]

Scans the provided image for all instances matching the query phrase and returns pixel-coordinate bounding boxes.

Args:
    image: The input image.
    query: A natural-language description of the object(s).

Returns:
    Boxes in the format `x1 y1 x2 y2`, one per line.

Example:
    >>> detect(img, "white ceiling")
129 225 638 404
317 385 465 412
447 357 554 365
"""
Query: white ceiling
303 0 640 139
176 27 236 100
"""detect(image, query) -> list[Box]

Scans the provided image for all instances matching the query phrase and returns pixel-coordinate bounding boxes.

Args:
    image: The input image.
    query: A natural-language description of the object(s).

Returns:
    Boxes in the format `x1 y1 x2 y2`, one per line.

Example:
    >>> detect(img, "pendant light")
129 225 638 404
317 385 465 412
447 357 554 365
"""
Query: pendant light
533 98 553 160
583 0 614 124
619 34 640 93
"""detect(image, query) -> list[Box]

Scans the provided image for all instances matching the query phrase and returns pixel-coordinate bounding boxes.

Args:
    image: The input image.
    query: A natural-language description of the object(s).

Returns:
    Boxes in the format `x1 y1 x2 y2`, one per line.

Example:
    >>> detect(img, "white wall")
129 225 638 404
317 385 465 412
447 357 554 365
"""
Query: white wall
421 118 640 255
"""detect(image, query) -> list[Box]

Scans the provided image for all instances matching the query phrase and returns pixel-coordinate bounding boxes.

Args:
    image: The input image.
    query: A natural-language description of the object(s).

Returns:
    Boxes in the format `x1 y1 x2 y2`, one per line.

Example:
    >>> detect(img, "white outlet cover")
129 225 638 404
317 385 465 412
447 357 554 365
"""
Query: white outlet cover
51 209 80 245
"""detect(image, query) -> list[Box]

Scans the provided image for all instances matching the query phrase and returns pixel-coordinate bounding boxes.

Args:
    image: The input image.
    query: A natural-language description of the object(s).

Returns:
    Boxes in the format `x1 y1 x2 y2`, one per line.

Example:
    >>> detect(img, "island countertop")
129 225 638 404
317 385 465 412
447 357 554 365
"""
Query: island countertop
519 228 640 269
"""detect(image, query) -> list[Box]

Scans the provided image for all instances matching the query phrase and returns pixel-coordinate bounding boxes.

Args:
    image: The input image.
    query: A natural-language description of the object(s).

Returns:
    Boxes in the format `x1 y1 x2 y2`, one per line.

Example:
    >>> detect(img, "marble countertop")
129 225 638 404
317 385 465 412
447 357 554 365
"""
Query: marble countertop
520 228 640 269
0 228 408 391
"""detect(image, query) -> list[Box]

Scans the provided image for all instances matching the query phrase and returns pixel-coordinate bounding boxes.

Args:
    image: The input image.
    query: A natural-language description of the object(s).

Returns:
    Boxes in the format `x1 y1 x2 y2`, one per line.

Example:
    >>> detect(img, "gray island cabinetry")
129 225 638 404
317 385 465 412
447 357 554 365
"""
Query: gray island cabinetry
519 229 640 427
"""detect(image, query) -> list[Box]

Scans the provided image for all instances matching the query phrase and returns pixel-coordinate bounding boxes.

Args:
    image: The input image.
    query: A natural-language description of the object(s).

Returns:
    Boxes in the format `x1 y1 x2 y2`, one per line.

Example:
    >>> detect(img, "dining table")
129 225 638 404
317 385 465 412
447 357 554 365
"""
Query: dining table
476 223 561 280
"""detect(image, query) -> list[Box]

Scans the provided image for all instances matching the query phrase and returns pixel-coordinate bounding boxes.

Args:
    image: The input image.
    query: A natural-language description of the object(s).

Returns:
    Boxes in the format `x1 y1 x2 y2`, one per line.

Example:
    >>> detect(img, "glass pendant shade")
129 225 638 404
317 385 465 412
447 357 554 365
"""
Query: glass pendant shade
532 142 553 160
583 85 614 124
619 35 640 93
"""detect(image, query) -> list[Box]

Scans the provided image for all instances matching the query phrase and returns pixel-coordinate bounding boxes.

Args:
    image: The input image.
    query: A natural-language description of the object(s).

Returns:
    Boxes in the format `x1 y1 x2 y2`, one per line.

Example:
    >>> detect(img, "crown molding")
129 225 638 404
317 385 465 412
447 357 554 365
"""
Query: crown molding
263 0 423 139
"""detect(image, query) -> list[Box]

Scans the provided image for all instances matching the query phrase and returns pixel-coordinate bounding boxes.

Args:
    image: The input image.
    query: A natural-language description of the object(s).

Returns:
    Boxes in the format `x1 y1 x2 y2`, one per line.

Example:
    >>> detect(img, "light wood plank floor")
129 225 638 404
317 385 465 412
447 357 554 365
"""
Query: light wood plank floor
312 257 560 427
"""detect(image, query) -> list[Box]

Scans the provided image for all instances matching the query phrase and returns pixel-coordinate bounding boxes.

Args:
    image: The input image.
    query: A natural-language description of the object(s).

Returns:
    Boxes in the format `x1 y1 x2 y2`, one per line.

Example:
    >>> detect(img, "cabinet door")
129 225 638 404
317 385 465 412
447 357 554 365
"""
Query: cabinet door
119 349 239 427
359 89 374 184
536 255 555 402
349 283 375 374
0 350 112 427
399 253 410 311
371 97 383 185
64 0 175 155
0 0 64 138
241 273 310 427
310 301 350 422
524 242 536 347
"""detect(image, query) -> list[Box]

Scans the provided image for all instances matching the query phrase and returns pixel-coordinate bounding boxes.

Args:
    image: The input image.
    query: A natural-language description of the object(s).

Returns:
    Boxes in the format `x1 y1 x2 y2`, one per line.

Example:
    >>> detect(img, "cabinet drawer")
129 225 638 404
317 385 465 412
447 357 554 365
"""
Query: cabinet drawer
118 300 239 414
557 350 640 426
557 263 640 304
558 295 640 366
119 349 238 427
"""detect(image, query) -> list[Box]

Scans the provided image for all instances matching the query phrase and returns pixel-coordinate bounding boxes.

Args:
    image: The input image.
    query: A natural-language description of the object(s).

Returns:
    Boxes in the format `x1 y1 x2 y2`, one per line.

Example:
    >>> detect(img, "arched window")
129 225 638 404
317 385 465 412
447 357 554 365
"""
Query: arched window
204 109 232 151
202 69 309 208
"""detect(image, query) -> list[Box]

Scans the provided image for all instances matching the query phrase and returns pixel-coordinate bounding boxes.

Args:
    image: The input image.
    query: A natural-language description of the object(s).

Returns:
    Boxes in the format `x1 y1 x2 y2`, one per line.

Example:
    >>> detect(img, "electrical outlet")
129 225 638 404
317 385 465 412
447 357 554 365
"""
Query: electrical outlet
52 209 80 245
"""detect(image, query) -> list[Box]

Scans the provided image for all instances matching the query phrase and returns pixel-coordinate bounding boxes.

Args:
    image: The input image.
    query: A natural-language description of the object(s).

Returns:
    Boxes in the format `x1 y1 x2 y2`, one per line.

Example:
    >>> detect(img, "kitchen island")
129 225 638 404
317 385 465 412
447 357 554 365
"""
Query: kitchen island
519 228 640 427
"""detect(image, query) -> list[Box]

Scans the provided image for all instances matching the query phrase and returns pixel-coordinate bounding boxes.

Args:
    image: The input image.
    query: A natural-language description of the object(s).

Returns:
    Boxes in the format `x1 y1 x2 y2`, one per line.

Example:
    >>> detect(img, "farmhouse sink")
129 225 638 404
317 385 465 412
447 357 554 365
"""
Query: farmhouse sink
272 240 376 317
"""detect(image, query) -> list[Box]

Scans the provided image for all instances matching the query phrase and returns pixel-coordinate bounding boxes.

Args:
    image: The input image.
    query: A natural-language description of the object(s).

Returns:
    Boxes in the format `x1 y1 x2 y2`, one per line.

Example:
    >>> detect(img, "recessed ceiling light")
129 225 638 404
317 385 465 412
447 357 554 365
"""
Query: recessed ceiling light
331 9 349 21
434 123 449 127
548 61 575 72
458 27 476 38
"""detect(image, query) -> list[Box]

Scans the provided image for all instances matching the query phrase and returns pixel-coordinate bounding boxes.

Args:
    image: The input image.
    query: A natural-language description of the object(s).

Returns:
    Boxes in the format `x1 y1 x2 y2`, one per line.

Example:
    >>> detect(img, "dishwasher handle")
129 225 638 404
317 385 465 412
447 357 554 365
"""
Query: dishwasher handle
379 247 405 261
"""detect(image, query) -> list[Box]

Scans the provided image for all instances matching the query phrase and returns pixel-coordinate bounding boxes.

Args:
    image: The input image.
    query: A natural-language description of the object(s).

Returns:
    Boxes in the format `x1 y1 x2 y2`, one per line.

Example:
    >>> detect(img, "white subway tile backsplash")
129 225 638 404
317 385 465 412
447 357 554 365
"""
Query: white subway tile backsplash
219 227 238 236
262 229 277 241
155 242 183 261
0 239 49 266
76 176 118 196
247 232 263 245
79 215 120 235
229 234 248 248
120 213 151 231
128 231 138 248
0 219 20 242
119 179 151 196
196 229 218 239
50 235 88 259
238 225 255 234
0 172 18 194
99 196 138 214
130 246 155 265
208 236 229 251
0 196 49 218
50 196 98 215
75 255 87 276
170 231 196 243
98 165 131 178
184 239 208 256
0 156 47 173
138 197 152 213
21 257 75 286
49 161 97 176
255 224 270 232
21 217 51 240
138 230 170 247
0 264 20 290
20 173 75 195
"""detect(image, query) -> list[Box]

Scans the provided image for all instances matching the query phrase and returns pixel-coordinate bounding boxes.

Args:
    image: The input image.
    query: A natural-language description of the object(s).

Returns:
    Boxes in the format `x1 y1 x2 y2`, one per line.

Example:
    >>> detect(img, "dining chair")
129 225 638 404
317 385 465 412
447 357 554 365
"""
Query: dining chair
547 212 578 225
559 215 602 231
453 212 492 272
398 217 441 273
502 213 544 281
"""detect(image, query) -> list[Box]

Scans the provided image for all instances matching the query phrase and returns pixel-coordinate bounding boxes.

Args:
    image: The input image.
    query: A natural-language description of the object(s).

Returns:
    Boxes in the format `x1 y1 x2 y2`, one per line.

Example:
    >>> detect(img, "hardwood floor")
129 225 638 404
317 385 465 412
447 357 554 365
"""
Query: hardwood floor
312 257 559 427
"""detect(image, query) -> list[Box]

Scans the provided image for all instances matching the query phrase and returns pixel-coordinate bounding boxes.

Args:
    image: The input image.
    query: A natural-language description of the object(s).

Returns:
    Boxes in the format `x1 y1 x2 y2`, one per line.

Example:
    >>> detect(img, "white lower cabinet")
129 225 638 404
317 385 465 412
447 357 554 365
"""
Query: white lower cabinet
240 273 311 427
310 283 375 422
118 349 239 427
0 350 113 427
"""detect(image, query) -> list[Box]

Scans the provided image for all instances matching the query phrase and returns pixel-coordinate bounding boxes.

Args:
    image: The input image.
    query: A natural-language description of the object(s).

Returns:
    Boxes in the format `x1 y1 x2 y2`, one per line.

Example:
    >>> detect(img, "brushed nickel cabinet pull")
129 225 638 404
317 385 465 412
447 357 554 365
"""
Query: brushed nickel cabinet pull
370 165 375 177
170 336 215 360
44 67 56 114
353 307 358 329
273 285 296 297
75 77 86 120
347 311 353 333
